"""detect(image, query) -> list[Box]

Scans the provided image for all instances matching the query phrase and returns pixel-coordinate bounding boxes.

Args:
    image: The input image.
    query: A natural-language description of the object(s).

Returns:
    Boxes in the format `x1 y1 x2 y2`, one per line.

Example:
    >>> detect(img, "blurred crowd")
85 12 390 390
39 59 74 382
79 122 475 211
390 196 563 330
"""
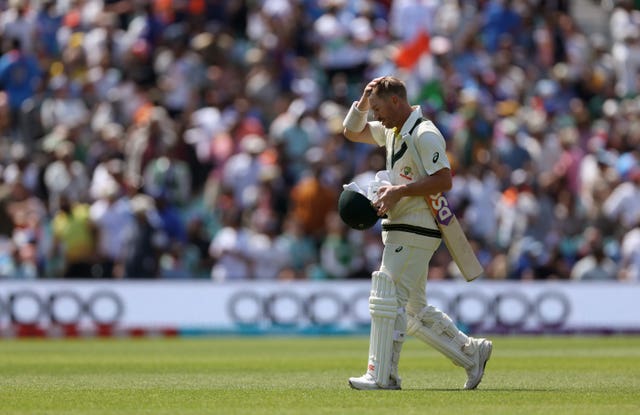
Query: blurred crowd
0 0 638 282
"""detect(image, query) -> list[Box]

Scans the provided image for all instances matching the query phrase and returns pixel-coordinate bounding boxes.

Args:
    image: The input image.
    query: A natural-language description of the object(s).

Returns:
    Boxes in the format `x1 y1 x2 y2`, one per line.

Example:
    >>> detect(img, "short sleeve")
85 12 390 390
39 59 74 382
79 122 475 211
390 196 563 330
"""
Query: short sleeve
416 130 450 175
368 121 388 147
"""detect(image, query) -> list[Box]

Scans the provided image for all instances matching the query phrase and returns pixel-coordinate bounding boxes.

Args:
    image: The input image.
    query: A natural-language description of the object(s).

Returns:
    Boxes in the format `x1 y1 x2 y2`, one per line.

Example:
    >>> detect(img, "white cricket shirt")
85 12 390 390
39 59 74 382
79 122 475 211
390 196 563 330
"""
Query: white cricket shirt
369 106 450 249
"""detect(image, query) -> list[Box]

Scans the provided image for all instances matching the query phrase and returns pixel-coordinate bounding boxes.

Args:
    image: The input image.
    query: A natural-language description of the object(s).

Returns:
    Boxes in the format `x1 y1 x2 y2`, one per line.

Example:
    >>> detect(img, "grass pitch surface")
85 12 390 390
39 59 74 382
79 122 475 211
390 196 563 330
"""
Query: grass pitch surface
1 335 639 415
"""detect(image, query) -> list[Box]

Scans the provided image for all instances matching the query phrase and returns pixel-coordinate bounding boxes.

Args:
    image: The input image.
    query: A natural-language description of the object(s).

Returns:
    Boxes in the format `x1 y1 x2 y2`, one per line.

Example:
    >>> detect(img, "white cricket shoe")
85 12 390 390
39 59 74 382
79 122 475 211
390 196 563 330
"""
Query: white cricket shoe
464 338 492 390
348 373 401 390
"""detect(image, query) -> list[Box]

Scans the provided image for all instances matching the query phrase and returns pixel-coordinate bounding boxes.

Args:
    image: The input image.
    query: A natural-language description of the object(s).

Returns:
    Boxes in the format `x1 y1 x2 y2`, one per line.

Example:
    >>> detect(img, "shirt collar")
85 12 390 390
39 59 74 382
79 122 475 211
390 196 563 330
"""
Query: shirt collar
398 106 423 138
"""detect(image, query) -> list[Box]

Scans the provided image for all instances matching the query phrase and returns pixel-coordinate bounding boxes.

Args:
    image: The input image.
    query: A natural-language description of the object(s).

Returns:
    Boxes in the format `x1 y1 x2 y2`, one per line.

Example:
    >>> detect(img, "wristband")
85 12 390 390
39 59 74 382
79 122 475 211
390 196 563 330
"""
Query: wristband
343 102 368 132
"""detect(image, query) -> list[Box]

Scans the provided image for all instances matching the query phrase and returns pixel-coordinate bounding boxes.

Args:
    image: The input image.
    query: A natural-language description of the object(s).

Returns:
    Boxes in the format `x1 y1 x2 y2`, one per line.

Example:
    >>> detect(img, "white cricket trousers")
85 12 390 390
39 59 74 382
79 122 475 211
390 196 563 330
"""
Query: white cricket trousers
379 242 437 317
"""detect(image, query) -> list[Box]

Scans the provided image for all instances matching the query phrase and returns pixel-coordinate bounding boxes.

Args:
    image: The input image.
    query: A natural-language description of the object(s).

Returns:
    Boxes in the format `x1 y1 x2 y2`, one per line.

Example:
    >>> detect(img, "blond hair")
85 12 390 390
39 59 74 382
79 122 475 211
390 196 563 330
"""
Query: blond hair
372 76 407 100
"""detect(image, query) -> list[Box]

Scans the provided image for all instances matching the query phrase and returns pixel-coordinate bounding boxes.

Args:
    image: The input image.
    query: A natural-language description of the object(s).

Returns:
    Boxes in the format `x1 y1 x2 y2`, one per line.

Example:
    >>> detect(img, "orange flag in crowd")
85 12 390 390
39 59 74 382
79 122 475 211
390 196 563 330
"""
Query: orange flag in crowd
395 30 430 69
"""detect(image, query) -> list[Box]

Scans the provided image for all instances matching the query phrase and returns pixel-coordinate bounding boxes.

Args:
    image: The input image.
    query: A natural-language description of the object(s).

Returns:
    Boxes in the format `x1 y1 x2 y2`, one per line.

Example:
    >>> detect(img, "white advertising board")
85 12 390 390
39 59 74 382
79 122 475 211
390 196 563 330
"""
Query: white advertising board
0 280 638 335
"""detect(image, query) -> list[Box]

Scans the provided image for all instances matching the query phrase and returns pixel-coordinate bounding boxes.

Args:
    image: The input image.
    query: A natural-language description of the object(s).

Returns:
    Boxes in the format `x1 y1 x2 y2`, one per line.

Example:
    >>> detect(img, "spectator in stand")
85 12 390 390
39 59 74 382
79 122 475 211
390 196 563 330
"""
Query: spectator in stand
0 0 637 281
571 227 619 281
288 147 338 241
317 211 365 280
610 0 640 97
273 216 318 280
494 170 537 251
494 117 532 175
89 174 133 279
124 106 177 189
0 91 10 137
312 0 370 86
51 194 96 278
179 215 215 279
34 0 63 62
619 226 640 281
450 163 500 244
208 209 253 282
155 192 186 239
142 145 192 207
4 176 48 278
122 193 165 279
2 141 41 196
603 166 640 231
244 206 285 281
40 75 90 132
43 140 90 211
155 22 204 120
0 0 35 54
221 134 268 210
0 37 41 135
0 169 13 233
479 0 522 54
270 103 314 182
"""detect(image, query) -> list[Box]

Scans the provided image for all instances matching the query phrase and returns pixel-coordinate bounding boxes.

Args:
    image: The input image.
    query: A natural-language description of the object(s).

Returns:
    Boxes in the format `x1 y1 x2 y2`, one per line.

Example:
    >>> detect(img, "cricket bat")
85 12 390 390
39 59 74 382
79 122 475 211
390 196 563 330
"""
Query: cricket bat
426 193 483 282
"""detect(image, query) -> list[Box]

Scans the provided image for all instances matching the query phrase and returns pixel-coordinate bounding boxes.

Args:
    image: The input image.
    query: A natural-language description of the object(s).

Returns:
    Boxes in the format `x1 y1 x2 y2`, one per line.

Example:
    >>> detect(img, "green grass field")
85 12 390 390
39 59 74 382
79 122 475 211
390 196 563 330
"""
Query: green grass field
1 335 639 415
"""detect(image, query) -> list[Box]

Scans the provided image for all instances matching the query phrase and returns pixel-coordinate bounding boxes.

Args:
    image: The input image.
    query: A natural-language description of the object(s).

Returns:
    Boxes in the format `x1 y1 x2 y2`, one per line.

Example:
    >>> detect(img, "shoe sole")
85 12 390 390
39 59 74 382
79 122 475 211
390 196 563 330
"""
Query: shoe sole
465 341 493 390
349 380 401 390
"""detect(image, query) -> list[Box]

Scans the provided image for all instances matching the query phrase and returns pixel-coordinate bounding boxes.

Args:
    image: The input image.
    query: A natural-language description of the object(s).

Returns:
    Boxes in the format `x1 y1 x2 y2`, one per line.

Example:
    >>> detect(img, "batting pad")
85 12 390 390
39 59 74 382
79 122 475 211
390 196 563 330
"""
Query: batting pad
367 271 399 387
407 306 474 368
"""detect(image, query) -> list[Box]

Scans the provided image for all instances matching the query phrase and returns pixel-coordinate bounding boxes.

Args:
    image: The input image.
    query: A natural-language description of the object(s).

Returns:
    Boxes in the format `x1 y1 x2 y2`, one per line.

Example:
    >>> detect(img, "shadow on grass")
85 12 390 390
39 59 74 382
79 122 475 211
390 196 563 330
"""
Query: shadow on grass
397 388 560 392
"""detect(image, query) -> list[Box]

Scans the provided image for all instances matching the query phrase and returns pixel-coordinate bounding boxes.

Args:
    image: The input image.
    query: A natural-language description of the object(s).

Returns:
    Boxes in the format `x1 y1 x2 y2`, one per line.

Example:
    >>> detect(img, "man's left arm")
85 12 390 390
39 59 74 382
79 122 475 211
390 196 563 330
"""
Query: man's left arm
372 168 452 216
373 128 452 216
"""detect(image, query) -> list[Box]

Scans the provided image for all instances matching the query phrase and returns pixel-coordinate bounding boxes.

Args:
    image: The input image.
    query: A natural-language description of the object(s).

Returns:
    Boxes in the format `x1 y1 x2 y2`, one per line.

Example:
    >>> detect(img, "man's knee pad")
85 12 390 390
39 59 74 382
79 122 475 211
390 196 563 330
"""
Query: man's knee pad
369 271 398 319
370 271 407 341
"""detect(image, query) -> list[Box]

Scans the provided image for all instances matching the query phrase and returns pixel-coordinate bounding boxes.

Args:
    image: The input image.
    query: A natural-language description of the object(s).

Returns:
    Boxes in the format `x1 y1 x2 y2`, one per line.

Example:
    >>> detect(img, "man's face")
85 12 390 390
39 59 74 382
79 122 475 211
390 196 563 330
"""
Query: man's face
369 94 398 129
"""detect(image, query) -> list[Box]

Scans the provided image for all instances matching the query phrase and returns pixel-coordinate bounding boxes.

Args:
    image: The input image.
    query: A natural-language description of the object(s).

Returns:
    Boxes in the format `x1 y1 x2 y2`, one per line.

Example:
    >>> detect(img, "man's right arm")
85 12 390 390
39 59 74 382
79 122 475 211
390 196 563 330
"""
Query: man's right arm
343 122 376 144
342 78 381 145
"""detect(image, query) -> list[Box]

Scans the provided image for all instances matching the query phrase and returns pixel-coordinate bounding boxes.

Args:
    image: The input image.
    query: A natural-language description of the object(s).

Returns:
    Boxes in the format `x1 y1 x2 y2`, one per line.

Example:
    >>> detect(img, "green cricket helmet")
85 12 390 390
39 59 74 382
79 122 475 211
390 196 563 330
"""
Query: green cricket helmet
338 189 379 230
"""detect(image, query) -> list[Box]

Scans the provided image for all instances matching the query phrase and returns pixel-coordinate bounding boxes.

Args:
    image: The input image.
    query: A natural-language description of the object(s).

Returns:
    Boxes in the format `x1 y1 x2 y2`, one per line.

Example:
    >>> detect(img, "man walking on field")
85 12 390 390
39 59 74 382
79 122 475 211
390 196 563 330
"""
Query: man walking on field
342 76 492 390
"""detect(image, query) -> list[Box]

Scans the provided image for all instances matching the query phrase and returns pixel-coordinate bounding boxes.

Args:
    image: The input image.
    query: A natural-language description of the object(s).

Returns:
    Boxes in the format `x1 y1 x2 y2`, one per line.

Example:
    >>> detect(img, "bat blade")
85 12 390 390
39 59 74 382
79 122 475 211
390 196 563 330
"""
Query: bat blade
426 193 483 282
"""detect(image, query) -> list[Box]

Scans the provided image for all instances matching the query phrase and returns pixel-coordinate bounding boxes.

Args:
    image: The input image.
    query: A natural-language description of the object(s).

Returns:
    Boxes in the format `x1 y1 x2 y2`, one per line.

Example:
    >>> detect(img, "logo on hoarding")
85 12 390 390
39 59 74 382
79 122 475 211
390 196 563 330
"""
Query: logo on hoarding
0 290 124 326
228 290 371 327
443 290 571 330
226 289 571 331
